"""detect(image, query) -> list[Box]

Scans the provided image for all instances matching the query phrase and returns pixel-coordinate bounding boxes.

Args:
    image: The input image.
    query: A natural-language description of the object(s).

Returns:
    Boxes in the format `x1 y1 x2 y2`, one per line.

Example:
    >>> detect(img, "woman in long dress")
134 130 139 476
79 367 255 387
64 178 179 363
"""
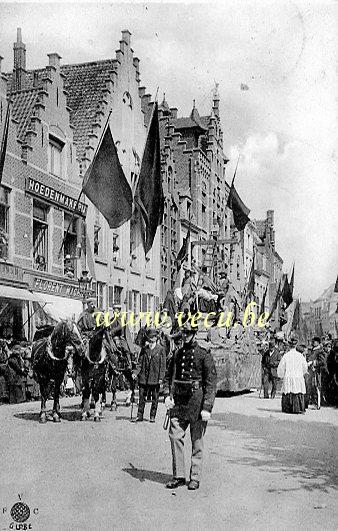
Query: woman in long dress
277 337 308 414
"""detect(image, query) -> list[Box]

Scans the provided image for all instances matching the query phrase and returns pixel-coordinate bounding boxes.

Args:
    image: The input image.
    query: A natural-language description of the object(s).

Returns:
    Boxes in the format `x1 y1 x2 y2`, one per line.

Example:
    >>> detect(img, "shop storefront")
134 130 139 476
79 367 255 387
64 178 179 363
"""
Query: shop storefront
25 272 84 323
0 262 43 342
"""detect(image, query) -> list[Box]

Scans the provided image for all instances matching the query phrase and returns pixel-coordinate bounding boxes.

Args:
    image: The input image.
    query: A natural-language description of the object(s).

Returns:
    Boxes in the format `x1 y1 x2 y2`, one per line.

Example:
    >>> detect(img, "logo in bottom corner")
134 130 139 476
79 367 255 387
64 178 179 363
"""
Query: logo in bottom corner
2 497 38 530
10 503 30 523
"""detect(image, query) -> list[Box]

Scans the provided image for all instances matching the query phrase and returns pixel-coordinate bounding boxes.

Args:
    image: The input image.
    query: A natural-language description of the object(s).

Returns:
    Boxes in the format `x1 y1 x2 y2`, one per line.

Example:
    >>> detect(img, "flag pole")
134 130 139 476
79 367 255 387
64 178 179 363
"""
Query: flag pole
231 153 240 188
58 108 113 259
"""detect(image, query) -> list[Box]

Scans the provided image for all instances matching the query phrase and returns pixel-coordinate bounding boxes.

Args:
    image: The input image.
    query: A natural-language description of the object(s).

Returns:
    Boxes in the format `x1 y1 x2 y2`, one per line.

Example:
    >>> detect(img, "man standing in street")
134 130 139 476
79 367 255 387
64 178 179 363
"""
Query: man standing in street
269 334 283 399
306 336 325 407
134 328 166 423
163 321 217 491
77 297 97 341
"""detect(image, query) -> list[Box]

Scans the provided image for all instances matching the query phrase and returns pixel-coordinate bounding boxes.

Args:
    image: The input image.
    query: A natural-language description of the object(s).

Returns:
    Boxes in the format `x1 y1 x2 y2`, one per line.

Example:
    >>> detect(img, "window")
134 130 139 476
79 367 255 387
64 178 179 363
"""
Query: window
64 213 78 278
48 136 63 177
201 204 206 225
130 219 137 258
33 200 48 271
96 282 106 310
114 286 123 306
122 91 133 109
94 225 101 256
112 233 120 262
0 186 10 259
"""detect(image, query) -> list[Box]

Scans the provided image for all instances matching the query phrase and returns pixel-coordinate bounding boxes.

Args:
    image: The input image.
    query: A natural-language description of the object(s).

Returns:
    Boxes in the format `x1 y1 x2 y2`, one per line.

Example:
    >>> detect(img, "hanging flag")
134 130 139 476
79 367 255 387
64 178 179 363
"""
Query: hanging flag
176 224 191 271
267 279 282 322
260 285 268 315
134 101 164 254
0 98 10 185
334 275 338 293
227 183 250 231
281 273 293 309
289 263 295 294
246 254 255 302
291 298 300 331
82 124 133 229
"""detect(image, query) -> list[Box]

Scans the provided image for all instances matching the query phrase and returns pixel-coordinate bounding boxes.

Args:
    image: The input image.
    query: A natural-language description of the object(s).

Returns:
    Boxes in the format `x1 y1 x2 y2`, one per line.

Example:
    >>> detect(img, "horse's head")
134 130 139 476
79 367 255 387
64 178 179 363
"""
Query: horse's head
50 320 84 361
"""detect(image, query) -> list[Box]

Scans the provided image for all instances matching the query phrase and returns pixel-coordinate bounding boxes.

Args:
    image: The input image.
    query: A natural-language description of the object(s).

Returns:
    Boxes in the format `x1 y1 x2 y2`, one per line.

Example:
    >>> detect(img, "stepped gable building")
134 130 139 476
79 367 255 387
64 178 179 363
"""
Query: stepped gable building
156 86 232 299
1 29 161 336
253 210 283 317
1 29 87 340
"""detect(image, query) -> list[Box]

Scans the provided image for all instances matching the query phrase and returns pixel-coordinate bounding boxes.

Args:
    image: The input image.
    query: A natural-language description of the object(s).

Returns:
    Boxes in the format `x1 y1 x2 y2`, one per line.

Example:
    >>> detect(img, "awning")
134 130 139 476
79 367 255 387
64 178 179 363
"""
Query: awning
0 285 44 303
36 293 83 322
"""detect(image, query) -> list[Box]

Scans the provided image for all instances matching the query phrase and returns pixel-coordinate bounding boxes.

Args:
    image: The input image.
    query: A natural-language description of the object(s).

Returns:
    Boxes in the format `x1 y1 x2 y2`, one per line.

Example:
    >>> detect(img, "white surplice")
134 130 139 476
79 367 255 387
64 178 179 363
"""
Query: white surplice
277 348 308 394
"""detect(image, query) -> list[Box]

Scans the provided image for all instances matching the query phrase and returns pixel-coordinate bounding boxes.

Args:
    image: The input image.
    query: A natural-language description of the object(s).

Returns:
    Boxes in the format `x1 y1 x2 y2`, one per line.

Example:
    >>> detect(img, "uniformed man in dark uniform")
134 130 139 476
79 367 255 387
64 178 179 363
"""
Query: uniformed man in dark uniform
163 321 217 490
77 297 97 343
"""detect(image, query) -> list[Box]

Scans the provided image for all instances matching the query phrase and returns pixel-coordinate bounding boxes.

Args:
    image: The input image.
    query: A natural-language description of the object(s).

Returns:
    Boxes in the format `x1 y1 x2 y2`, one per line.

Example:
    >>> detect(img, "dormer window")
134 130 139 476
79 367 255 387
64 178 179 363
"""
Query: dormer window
122 91 133 109
48 135 64 177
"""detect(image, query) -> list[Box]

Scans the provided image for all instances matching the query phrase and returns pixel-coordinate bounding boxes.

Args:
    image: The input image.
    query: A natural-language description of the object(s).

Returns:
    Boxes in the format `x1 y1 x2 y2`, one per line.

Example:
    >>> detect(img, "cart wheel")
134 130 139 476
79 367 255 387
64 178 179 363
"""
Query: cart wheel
316 388 321 410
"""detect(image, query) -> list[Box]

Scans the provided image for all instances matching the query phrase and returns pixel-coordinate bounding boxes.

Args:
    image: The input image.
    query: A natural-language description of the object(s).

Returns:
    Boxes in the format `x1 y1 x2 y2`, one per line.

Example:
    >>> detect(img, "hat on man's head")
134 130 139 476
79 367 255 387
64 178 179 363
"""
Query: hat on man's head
289 335 298 346
312 336 321 343
86 297 96 305
146 328 158 339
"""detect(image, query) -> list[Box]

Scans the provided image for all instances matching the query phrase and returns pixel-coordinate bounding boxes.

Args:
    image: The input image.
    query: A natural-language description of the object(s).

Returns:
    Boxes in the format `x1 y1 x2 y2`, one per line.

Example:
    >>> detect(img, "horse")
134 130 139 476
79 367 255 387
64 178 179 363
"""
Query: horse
105 333 136 412
32 320 85 423
79 326 112 422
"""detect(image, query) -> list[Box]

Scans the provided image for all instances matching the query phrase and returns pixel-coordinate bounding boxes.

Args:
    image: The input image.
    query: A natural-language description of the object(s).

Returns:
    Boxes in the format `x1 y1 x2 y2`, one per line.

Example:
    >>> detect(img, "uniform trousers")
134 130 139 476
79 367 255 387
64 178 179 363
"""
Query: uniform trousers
169 416 206 482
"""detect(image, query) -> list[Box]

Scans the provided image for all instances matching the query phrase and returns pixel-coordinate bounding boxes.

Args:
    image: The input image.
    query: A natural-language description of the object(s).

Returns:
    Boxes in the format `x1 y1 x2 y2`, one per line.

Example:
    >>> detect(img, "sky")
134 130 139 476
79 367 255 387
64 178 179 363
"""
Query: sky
0 0 337 300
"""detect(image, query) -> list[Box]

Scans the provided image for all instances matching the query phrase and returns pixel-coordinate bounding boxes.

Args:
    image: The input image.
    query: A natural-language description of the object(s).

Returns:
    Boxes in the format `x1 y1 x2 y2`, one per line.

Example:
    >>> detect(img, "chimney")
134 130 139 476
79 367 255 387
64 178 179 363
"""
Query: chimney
121 30 131 46
170 107 178 119
13 27 26 90
212 82 220 117
47 53 62 70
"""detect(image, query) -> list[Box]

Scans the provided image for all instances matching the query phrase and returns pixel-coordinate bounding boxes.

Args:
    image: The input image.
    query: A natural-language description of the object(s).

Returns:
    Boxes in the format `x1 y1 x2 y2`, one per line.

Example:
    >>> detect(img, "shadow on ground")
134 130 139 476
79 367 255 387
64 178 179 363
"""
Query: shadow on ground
14 410 80 422
123 462 172 484
211 411 338 493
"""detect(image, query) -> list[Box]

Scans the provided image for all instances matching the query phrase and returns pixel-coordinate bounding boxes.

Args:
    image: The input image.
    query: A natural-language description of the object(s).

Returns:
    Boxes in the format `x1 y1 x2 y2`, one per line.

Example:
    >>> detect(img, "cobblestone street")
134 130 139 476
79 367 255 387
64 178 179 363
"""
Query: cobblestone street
1 391 337 530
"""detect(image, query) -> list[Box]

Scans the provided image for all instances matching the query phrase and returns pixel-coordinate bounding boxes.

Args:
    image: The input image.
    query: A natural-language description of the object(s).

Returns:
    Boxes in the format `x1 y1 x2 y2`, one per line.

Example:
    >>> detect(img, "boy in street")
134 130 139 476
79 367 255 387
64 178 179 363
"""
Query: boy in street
134 328 166 423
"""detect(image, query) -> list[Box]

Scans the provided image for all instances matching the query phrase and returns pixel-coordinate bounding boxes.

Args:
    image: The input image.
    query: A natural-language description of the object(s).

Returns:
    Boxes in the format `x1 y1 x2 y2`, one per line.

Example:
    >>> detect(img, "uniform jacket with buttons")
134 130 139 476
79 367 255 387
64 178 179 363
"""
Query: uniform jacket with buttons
163 340 217 422
136 343 167 386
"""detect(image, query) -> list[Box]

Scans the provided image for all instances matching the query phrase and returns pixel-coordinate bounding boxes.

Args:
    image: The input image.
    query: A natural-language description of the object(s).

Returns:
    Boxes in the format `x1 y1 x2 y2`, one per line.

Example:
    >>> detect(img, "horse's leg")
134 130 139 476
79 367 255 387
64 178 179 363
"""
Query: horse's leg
93 390 101 422
81 380 90 421
39 382 48 424
52 377 62 423
110 373 118 411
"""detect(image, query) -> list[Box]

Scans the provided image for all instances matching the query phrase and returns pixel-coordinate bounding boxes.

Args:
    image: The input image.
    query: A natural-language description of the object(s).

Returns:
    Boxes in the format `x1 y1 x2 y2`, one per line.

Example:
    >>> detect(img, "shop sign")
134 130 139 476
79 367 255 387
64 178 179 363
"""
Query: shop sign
32 276 82 299
0 262 24 282
25 177 88 217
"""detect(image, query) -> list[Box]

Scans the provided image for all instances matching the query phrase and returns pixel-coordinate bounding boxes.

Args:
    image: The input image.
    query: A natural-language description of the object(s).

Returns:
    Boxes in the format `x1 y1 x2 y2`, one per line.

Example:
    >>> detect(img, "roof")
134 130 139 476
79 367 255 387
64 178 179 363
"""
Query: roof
7 59 117 158
61 60 116 157
11 88 40 143
174 105 208 132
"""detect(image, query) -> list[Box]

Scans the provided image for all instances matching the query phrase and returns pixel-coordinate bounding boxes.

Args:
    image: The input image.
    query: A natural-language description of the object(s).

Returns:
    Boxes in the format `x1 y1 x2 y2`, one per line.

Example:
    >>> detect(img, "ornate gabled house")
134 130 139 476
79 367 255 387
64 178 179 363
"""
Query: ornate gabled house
1 29 162 337
156 86 232 298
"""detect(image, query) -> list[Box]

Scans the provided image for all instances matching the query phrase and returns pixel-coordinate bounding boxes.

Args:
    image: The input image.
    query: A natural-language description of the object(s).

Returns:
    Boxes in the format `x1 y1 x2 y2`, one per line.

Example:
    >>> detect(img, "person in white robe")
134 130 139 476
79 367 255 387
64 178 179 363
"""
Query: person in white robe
277 337 308 414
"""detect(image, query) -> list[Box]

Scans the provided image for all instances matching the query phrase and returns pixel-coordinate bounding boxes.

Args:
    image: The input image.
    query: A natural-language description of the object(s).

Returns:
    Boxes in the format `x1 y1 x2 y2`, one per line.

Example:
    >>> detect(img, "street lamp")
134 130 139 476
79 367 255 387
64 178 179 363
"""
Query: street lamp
78 270 93 300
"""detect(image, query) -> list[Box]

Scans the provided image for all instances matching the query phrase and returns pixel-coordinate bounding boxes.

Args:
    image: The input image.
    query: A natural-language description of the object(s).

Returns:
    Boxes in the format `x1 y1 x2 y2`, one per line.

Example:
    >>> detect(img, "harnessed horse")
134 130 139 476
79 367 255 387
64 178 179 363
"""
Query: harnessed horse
32 320 85 423
105 332 136 411
80 326 111 421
